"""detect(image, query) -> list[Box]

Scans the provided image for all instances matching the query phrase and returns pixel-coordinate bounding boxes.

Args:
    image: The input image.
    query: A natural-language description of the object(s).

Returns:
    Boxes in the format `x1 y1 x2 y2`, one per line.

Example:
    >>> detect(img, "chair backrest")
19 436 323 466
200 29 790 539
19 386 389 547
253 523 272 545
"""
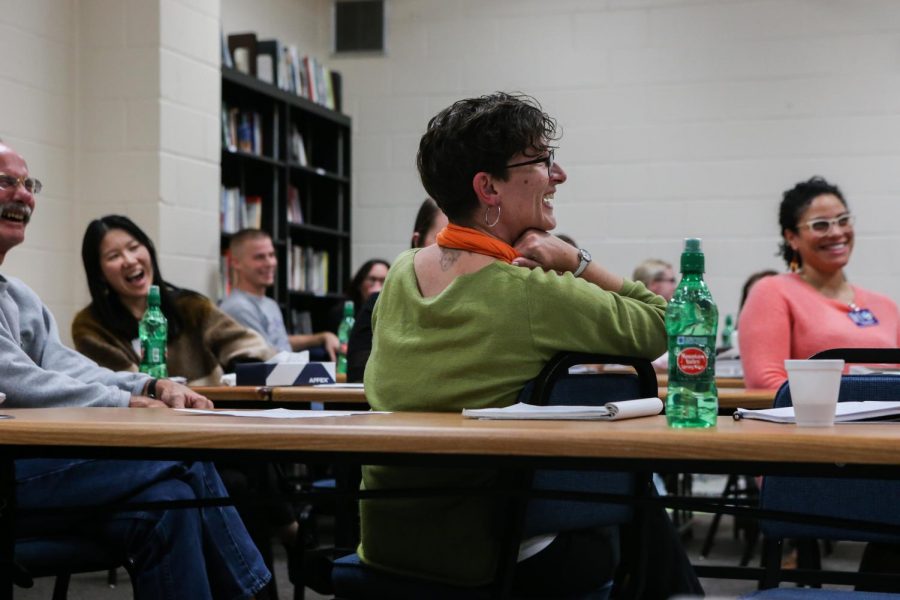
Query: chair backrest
761 348 900 543
519 352 657 537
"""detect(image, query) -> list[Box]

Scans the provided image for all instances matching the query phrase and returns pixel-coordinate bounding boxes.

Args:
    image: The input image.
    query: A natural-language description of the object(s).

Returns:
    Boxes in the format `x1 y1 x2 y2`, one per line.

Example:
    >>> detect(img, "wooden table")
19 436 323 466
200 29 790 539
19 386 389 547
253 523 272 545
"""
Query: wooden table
197 384 774 411
1 408 898 597
0 408 897 468
657 386 776 411
656 374 745 389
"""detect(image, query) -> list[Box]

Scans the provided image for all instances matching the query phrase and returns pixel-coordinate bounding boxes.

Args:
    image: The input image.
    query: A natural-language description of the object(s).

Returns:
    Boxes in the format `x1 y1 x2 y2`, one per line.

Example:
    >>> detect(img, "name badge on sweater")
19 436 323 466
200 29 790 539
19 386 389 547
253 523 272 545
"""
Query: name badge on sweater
848 308 878 327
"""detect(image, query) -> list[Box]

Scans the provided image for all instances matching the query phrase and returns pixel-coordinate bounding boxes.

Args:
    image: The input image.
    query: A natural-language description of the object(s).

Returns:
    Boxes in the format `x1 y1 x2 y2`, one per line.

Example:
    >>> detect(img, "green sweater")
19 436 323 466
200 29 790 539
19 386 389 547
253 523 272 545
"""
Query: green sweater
360 249 667 585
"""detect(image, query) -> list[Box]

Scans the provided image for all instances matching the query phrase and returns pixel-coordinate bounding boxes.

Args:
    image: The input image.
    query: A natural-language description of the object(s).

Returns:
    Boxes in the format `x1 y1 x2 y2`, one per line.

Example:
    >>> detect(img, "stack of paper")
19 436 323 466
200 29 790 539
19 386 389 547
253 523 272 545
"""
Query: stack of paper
462 398 663 421
734 401 900 424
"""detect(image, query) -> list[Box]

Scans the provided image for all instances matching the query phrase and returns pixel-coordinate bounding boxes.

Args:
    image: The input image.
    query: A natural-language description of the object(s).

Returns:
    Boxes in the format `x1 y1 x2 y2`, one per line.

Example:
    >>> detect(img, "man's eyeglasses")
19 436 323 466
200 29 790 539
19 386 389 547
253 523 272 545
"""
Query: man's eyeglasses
0 173 42 195
800 214 855 235
505 147 556 177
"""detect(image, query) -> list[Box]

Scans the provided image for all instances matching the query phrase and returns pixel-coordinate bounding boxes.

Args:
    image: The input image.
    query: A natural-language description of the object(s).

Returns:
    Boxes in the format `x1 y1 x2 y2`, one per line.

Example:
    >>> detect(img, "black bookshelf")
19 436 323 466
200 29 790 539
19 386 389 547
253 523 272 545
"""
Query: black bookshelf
220 66 351 333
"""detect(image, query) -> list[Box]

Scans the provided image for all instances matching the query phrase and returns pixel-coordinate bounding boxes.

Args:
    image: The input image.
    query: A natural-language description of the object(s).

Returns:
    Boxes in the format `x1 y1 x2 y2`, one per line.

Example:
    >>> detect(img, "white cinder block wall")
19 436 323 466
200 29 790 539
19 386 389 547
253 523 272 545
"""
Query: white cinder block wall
0 1 79 332
4 0 900 347
323 0 900 324
1 0 221 346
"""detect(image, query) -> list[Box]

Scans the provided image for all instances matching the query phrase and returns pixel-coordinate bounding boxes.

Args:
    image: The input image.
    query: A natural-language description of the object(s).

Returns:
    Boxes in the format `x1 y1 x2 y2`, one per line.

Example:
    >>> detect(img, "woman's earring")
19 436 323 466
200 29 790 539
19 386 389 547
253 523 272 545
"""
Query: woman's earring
789 251 799 273
485 205 501 228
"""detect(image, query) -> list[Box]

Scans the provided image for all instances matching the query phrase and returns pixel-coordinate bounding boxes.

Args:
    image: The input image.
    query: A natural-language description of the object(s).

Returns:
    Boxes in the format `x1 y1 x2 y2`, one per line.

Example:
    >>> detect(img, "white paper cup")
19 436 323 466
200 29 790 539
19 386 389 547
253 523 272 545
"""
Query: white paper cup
785 359 844 427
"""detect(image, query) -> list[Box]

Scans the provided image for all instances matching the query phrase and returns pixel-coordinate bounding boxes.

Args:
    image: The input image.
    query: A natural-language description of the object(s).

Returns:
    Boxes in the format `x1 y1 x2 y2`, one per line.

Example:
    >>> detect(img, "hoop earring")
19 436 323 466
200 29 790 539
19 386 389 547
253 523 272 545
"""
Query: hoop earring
789 251 799 273
485 205 501 228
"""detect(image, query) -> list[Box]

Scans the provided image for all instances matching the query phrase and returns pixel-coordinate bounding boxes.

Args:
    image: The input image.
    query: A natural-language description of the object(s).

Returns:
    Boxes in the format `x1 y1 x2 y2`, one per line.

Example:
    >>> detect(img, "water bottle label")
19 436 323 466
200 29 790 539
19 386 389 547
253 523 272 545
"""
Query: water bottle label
676 347 709 376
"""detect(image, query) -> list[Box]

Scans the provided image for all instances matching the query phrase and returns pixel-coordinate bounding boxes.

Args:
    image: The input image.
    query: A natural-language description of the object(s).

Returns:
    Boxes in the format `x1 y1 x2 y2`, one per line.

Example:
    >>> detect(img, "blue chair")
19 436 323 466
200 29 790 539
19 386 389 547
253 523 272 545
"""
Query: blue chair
331 352 657 600
758 348 900 590
14 536 129 599
742 589 900 600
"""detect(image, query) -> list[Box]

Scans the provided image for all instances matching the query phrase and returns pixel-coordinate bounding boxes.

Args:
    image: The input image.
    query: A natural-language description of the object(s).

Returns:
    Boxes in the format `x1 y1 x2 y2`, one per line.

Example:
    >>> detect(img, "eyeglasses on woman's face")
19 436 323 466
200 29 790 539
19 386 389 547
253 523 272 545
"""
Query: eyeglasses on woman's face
799 213 855 235
504 147 556 178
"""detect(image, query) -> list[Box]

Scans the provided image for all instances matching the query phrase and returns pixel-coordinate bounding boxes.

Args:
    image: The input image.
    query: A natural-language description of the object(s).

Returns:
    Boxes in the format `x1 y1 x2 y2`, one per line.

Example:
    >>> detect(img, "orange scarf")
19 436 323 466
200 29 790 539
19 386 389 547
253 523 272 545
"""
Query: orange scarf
435 224 519 264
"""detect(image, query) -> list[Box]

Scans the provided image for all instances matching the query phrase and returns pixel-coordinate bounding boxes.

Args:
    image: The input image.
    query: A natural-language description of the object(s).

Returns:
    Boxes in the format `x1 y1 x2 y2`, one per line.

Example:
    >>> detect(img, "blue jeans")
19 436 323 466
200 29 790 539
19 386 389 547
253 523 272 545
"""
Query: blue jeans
15 459 271 600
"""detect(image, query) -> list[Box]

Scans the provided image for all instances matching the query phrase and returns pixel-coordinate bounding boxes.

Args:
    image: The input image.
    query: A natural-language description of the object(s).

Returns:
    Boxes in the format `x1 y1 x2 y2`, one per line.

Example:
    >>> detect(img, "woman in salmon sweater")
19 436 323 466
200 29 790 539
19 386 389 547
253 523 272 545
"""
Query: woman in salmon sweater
738 176 900 389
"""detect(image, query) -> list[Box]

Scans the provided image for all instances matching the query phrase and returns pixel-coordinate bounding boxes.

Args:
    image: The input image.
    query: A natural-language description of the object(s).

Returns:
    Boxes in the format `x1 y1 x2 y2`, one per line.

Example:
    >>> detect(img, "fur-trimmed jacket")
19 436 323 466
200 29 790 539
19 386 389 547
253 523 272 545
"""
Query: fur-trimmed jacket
72 291 276 386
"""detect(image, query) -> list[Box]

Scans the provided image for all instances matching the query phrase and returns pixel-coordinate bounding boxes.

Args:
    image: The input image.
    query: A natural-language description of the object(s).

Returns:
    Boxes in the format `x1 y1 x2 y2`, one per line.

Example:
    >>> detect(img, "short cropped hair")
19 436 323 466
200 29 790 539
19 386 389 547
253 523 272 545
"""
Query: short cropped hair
416 92 559 223
229 228 272 257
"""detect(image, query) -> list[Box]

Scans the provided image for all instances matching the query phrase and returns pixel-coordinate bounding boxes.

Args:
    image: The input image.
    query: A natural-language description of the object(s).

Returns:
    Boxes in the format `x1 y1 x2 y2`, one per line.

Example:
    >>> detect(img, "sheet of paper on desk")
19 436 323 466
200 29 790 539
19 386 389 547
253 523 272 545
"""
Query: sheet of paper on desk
313 383 364 388
176 408 387 419
462 398 663 421
733 401 900 423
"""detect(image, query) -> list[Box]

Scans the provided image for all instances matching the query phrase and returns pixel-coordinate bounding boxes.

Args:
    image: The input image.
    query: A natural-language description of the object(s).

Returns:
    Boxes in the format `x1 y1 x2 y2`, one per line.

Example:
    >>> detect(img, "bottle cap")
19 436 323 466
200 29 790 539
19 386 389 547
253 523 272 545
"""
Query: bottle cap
148 284 161 305
681 238 705 274
344 300 355 316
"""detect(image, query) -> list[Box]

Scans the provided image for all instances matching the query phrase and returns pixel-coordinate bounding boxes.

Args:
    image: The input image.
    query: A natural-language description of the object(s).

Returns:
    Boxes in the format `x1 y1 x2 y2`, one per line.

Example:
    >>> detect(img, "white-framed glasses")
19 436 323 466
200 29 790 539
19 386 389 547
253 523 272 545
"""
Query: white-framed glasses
799 213 855 235
0 173 42 195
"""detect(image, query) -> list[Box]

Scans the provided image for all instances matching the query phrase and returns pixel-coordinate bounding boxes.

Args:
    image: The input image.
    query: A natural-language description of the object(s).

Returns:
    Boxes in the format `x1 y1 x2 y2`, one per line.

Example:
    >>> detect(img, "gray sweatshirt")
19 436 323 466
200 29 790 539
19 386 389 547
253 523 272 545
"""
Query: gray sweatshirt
0 274 148 407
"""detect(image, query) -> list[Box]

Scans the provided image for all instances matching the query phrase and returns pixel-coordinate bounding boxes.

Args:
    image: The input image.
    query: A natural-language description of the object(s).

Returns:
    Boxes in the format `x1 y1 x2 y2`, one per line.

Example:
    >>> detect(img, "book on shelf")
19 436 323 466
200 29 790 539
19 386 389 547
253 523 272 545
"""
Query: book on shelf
287 185 304 224
220 187 240 234
221 103 236 152
733 401 900 424
288 244 330 295
242 195 262 229
289 127 308 165
221 188 264 233
222 107 264 156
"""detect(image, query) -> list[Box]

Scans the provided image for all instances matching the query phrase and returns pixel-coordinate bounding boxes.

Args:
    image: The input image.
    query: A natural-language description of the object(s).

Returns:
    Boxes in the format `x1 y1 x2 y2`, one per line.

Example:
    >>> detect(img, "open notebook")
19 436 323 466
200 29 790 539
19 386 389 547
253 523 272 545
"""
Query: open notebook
734 401 900 424
462 398 663 421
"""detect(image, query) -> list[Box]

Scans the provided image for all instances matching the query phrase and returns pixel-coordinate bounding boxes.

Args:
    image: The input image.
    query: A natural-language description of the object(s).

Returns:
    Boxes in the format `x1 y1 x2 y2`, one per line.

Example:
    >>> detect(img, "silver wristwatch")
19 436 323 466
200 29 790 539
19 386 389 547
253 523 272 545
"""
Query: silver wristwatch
573 248 592 278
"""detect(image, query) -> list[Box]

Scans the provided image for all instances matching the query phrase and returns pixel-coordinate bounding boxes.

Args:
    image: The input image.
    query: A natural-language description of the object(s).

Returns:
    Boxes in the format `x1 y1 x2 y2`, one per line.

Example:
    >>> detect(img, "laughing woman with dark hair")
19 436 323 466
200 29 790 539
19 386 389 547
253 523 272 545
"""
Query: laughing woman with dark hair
72 215 305 598
72 215 275 384
739 177 900 390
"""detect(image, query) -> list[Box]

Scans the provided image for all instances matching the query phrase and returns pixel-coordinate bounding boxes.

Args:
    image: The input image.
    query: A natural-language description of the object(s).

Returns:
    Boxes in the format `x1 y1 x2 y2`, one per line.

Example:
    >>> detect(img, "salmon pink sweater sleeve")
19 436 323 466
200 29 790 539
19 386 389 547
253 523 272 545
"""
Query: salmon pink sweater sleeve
738 273 900 390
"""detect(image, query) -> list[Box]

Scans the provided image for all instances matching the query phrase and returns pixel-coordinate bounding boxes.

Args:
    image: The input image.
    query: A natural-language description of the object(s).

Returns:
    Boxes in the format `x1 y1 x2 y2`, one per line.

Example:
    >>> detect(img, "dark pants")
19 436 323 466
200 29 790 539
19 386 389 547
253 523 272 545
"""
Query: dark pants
514 525 619 598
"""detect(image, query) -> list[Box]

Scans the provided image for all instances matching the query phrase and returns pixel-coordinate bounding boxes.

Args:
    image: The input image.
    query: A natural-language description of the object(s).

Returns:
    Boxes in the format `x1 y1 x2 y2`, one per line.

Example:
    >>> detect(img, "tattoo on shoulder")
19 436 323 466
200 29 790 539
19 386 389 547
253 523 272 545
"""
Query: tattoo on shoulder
440 248 461 271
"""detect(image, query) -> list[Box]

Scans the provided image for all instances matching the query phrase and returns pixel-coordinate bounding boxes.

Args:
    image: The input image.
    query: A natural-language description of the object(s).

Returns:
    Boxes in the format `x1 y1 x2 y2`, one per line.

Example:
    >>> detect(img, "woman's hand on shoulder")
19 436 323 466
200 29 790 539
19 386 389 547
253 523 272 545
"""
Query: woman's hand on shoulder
512 230 579 273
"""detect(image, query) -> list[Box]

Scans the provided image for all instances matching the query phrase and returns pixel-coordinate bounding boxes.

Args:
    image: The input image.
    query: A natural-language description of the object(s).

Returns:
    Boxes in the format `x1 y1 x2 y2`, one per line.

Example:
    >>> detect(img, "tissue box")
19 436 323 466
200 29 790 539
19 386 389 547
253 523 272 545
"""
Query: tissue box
235 362 336 386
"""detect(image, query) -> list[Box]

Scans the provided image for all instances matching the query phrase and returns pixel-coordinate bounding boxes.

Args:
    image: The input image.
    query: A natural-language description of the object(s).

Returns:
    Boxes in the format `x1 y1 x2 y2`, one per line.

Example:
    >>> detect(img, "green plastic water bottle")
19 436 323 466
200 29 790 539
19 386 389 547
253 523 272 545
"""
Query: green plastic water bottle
139 285 168 379
666 238 718 428
720 314 735 351
336 300 355 375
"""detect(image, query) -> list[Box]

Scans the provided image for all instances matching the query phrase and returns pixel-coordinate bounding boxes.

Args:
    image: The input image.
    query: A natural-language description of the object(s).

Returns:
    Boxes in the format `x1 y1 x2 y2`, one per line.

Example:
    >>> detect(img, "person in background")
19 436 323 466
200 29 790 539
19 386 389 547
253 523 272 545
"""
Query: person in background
727 269 778 353
72 215 276 385
631 258 676 372
409 197 449 249
557 233 577 247
0 141 270 599
739 176 900 390
326 258 390 333
739 269 779 313
221 228 340 360
359 92 696 596
346 198 448 382
632 258 677 301
72 215 299 599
